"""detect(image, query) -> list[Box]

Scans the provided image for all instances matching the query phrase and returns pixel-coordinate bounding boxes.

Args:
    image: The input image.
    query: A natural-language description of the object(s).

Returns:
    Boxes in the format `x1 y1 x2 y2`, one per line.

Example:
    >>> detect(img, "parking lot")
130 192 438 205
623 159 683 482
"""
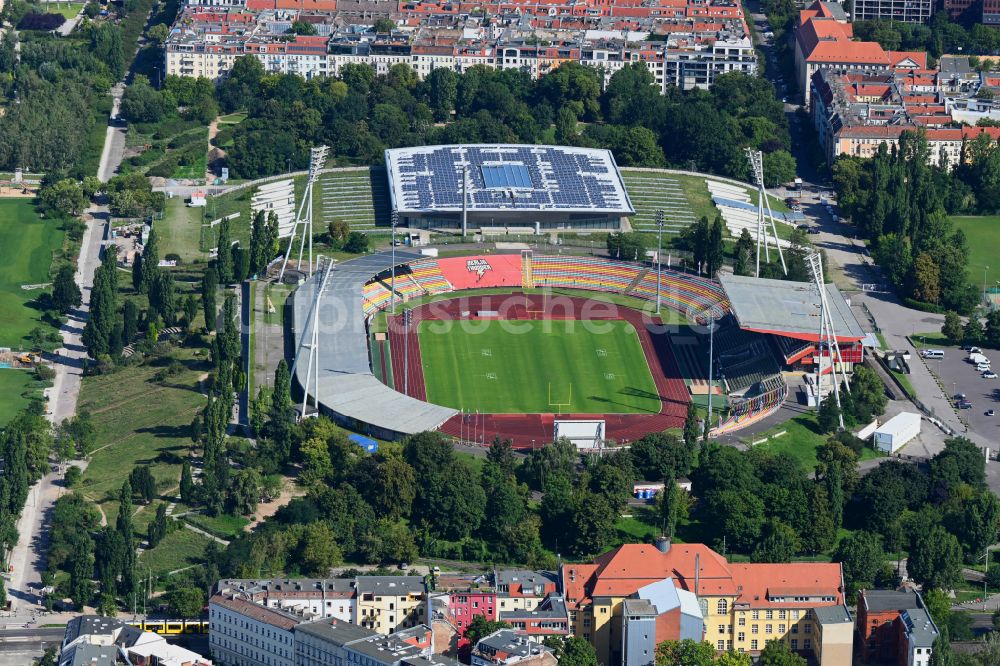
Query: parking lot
922 345 1000 443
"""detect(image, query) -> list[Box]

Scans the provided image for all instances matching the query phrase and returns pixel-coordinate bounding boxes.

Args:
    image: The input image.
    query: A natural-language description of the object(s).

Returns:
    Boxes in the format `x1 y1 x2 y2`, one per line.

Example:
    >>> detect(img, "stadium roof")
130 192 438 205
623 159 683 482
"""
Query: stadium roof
292 251 457 435
718 274 866 342
384 144 635 214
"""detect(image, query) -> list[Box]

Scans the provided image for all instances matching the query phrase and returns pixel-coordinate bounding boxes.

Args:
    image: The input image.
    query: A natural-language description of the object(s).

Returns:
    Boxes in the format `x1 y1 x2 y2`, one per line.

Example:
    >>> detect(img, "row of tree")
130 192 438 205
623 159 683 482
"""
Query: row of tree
833 132 979 313
200 55 795 184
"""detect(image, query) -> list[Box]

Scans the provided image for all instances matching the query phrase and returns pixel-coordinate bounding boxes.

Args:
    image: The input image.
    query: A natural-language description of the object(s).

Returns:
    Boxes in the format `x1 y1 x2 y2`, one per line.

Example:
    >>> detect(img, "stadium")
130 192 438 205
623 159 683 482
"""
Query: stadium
288 144 868 448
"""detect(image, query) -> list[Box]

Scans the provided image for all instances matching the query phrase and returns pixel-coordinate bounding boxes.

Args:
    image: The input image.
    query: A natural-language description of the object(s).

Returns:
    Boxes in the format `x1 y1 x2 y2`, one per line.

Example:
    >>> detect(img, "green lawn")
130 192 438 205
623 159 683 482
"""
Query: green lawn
952 216 1000 289
750 413 882 471
160 196 208 263
78 347 208 524
45 1 84 18
0 369 35 425
139 528 213 579
217 112 247 125
0 199 64 348
418 319 660 414
185 512 249 539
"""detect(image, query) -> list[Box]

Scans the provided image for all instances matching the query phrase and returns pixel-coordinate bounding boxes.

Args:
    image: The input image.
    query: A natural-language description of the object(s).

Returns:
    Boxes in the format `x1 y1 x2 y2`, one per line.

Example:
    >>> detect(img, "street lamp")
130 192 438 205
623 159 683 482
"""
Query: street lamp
655 209 665 316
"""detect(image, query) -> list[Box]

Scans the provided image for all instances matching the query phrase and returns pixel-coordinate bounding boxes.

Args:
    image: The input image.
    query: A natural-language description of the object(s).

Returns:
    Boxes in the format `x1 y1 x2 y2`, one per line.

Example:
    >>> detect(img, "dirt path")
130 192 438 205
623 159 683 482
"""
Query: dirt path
245 476 303 532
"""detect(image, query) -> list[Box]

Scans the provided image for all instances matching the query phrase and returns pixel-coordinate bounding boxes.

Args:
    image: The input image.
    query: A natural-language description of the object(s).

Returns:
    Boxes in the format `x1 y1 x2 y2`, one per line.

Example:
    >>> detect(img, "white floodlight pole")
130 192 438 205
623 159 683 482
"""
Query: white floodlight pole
746 148 786 277
299 256 333 416
656 209 664 315
808 252 846 430
391 209 399 316
280 146 328 282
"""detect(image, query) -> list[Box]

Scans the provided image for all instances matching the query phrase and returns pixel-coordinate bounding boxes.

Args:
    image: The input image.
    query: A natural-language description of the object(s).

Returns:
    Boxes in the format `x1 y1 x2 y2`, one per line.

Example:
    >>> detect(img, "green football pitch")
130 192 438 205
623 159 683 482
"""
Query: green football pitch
417 319 661 414
0 199 64 347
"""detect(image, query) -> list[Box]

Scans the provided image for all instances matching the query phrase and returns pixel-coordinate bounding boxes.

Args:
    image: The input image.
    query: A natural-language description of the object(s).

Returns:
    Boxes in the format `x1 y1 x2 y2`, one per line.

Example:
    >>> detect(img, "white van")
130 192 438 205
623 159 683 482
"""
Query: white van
922 349 945 358
977 362 992 372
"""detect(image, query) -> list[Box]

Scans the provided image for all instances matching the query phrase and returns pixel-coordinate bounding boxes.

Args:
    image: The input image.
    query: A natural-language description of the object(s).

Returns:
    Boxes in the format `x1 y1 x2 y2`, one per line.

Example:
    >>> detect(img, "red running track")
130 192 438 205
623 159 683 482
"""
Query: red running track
385 293 689 449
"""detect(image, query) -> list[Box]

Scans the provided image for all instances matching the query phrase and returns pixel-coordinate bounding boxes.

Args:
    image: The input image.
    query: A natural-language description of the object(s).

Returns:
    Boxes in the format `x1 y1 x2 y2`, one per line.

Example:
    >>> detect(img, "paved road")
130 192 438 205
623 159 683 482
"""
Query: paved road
7 83 128 616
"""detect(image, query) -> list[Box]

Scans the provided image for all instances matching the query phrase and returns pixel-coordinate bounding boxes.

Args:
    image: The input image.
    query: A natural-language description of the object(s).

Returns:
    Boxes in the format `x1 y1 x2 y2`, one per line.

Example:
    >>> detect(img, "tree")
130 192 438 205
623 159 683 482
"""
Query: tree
928 626 953 666
180 459 195 505
908 523 963 590
733 229 755 276
128 466 156 503
607 231 646 261
752 518 800 563
656 475 685 539
166 586 205 618
683 402 700 450
343 232 369 254
630 432 693 481
559 637 598 666
298 522 342 575
834 530 885 594
910 251 941 304
964 316 984 345
706 217 725 277
942 310 964 344
141 227 160 295
464 617 511 646
38 179 87 217
271 359 292 421
147 502 168 548
82 251 119 359
121 76 165 124
717 653 753 666
759 639 807 666
51 264 81 314
817 397 841 433
216 218 234 284
569 491 616 556
374 18 396 33
147 22 170 46
655 639 716 666
201 270 217 331
289 20 318 35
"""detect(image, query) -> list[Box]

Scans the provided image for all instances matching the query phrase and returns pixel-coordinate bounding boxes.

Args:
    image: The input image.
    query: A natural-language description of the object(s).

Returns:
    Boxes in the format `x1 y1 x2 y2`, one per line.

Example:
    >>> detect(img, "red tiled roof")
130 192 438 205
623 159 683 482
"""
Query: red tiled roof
729 563 843 607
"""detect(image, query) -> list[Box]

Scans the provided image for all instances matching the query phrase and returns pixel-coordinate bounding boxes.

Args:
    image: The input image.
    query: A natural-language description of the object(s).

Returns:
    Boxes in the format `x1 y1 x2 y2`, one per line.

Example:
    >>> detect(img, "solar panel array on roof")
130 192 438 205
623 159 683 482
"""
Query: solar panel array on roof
385 145 634 214
482 163 533 189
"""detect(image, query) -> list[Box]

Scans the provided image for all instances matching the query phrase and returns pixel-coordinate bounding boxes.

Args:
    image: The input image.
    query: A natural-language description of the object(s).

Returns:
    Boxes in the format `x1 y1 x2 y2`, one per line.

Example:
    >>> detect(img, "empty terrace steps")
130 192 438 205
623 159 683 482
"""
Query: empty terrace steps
620 171 698 234
319 169 389 231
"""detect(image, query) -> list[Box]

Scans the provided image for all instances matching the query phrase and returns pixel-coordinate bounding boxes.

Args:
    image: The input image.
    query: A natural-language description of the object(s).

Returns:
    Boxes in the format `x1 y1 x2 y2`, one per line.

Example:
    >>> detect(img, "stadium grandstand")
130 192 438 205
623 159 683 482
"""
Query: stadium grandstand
384 145 634 231
319 167 390 231
291 255 868 445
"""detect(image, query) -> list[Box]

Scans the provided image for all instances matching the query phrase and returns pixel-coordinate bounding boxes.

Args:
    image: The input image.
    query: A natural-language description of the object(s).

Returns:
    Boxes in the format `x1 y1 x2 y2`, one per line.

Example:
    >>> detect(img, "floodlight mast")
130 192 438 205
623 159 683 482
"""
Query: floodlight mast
746 148 786 278
291 255 333 417
278 146 329 282
807 251 849 430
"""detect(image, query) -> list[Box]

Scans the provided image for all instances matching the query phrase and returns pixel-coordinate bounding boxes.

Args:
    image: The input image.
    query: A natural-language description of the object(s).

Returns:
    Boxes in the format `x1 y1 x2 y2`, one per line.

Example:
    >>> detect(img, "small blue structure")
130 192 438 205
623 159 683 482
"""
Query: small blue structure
349 433 378 453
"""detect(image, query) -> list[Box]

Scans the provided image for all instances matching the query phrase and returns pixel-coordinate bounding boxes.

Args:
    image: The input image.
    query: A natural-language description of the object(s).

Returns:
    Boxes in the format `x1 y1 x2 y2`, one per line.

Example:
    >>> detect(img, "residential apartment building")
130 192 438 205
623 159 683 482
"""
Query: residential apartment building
492 570 559 614
562 538 851 665
211 593 458 666
852 0 932 23
210 595 298 666
500 595 570 640
856 589 940 666
164 0 756 90
216 578 356 622
354 576 427 635
810 68 1000 168
60 616 212 666
794 1 928 104
470 630 557 666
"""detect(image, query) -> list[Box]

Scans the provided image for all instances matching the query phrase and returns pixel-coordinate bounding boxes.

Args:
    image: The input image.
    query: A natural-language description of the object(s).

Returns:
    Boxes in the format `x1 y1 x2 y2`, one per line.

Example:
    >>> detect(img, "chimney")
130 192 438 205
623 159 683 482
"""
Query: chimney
655 536 671 553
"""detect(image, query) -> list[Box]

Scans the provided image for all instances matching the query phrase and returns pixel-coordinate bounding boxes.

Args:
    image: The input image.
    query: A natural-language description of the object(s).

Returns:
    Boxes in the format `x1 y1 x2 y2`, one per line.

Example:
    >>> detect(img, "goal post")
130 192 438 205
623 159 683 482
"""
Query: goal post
548 382 573 410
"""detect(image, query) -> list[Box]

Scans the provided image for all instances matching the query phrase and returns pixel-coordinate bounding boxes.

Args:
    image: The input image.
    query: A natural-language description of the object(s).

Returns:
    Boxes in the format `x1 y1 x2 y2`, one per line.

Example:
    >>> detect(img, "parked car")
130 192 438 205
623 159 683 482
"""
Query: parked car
955 393 967 401
807 228 821 235
987 409 995 416
984 371 998 379
958 401 973 409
